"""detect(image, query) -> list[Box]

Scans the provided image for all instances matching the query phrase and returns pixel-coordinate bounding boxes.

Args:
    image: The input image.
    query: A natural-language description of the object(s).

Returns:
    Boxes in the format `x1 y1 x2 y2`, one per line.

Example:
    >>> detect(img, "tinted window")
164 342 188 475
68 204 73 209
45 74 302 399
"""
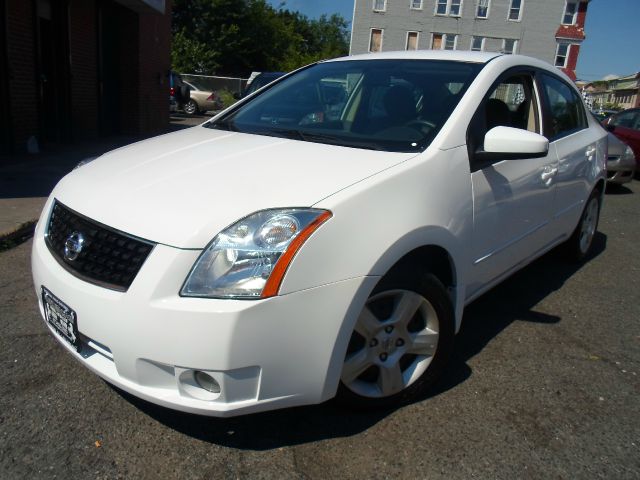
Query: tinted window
541 74 587 139
208 60 483 153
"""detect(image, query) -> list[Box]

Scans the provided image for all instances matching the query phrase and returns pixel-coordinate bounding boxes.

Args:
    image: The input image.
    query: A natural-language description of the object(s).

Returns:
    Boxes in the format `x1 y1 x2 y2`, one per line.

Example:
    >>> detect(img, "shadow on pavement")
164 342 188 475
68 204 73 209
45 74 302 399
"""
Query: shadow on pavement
605 183 634 195
113 232 606 449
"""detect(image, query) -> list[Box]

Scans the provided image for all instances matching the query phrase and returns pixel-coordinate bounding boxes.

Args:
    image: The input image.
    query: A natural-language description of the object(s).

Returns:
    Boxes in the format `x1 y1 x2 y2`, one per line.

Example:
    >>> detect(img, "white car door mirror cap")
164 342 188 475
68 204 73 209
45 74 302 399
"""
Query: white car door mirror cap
484 126 549 156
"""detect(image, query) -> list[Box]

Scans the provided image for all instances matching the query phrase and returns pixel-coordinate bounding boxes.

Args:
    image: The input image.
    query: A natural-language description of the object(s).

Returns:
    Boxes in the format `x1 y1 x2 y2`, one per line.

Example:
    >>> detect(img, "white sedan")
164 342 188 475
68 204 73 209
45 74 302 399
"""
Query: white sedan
32 51 607 416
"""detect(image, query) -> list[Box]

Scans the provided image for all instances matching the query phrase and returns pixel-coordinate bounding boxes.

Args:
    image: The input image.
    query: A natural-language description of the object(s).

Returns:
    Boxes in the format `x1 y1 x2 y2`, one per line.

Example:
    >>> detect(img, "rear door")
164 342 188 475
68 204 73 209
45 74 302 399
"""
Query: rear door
539 73 600 240
467 71 558 297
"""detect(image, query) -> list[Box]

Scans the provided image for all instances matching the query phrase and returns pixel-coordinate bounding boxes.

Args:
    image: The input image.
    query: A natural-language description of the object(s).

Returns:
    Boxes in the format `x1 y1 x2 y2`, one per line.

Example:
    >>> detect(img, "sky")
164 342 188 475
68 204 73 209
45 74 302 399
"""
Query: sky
267 0 640 81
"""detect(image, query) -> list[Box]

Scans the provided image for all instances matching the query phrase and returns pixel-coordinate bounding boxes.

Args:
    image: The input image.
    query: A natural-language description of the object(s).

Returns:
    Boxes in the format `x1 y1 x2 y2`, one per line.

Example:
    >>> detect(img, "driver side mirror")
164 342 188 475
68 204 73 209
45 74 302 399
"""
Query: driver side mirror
475 126 549 162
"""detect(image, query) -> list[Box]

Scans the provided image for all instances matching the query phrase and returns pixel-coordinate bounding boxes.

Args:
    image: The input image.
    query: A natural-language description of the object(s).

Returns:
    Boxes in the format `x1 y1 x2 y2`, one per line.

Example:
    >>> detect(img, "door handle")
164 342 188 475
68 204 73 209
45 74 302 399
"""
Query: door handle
541 165 558 186
585 146 596 158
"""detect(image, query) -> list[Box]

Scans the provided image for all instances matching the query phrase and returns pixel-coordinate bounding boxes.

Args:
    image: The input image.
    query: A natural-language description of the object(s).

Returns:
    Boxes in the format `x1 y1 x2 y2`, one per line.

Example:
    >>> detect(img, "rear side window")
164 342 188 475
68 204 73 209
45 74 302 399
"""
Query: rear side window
540 73 587 140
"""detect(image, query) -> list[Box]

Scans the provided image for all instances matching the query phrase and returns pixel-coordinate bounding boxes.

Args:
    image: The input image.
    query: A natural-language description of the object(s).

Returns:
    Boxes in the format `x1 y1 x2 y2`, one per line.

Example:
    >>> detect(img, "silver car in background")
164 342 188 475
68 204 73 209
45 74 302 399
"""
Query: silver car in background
606 133 636 185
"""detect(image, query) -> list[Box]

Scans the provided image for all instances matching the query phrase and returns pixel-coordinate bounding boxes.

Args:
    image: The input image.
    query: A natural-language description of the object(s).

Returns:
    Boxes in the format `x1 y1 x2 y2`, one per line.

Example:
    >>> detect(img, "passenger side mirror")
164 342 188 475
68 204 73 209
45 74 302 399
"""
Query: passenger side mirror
475 126 549 162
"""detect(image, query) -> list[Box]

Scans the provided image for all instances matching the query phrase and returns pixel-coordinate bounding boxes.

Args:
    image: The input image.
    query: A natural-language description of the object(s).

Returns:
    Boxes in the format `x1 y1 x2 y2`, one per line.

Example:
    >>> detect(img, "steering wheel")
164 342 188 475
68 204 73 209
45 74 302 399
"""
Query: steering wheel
406 120 436 133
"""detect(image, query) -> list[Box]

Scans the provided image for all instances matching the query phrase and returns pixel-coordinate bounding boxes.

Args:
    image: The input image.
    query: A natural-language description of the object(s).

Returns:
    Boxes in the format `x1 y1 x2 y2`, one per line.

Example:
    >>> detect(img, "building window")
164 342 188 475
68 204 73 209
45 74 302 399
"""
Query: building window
450 0 462 16
373 0 387 12
411 0 423 9
503 39 518 54
444 34 457 50
370 28 383 52
406 31 419 50
555 43 570 67
508 0 523 21
476 0 490 18
435 0 463 16
471 36 484 51
562 1 578 25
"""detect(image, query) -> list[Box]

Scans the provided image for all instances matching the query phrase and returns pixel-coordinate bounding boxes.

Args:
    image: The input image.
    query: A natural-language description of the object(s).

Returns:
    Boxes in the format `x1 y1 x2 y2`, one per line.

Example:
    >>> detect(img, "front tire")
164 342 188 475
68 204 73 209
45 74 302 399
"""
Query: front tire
337 273 454 409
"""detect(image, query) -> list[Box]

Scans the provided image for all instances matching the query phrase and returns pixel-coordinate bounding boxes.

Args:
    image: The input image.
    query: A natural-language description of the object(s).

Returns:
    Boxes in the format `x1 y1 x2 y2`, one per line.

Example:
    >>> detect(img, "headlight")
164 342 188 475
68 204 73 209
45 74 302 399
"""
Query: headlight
181 209 332 299
622 145 636 163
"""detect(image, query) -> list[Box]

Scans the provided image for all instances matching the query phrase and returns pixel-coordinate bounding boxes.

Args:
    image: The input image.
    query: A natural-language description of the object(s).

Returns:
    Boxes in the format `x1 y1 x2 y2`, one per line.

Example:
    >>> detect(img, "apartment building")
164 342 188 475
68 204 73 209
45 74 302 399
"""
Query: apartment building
350 0 589 80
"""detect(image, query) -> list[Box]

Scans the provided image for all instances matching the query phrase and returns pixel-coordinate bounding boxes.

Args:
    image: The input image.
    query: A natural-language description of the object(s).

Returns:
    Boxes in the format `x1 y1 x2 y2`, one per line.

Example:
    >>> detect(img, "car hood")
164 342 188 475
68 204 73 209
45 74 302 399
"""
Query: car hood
52 126 414 249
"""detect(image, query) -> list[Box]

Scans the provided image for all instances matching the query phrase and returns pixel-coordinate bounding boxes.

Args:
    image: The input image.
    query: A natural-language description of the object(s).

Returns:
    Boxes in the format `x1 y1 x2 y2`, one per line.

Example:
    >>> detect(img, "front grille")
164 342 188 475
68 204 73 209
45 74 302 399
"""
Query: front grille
45 200 155 291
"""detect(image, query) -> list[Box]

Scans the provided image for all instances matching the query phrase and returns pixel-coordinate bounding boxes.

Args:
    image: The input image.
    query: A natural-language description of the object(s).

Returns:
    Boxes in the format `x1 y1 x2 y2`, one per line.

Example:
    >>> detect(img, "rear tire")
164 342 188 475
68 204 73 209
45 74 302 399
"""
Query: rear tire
336 272 454 409
565 188 601 262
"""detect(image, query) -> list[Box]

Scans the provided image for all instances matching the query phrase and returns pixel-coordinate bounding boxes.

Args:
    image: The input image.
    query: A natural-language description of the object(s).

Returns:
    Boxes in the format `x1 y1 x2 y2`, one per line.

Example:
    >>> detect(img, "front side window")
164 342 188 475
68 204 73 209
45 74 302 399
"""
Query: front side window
508 0 522 20
373 0 386 11
562 1 578 24
411 0 423 9
503 39 518 54
476 0 490 18
207 60 483 153
555 43 570 67
468 74 540 161
471 36 484 51
406 31 419 50
370 29 383 52
541 73 587 139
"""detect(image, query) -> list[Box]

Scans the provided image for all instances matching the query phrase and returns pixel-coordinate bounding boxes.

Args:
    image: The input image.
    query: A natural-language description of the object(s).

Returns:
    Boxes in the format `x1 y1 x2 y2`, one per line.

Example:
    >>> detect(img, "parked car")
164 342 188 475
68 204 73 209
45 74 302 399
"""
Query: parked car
239 71 286 98
182 79 224 115
603 108 640 170
169 71 191 113
605 132 636 184
32 51 606 417
591 109 617 122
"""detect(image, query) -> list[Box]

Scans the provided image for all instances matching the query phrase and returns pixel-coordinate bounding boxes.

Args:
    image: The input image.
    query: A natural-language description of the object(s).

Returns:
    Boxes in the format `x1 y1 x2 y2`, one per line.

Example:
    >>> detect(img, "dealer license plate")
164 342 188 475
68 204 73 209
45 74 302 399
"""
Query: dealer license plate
42 287 80 351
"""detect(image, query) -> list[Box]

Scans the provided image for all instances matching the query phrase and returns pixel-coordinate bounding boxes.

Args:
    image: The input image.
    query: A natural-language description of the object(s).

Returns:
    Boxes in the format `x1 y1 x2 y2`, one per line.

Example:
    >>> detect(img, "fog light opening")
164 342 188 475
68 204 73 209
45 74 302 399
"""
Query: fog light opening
194 370 221 394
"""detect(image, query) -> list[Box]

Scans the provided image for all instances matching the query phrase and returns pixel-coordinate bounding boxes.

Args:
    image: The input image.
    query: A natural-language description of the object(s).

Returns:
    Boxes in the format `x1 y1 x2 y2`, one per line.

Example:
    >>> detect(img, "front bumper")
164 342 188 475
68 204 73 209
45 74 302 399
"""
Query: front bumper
31 207 376 416
606 156 636 184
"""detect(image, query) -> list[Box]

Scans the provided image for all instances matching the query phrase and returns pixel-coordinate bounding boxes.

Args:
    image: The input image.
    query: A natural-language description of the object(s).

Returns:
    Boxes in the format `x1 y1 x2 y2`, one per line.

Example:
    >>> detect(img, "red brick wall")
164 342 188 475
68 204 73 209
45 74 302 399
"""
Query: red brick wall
6 0 38 150
68 0 98 141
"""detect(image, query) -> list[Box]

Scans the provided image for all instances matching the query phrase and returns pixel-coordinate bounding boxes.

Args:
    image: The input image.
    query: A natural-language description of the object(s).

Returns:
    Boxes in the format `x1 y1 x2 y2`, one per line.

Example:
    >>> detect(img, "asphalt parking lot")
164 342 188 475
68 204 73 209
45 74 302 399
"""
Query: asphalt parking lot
1 181 639 479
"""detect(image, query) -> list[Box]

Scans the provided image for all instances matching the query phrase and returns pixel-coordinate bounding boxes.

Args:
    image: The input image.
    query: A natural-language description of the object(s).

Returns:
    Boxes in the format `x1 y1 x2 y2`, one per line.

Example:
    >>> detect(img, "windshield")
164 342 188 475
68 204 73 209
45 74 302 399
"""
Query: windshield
207 60 484 152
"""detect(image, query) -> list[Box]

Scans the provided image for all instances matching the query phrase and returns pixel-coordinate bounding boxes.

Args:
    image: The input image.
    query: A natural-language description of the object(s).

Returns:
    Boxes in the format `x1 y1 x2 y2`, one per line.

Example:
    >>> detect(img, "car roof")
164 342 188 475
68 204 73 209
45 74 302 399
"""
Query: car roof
327 50 502 64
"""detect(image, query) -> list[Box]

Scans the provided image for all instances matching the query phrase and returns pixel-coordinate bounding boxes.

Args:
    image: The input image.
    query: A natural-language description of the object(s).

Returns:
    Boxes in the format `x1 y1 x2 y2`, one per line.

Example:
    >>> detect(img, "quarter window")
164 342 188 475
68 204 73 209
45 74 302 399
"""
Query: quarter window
562 1 578 24
555 43 570 67
411 0 423 9
476 0 490 18
370 29 383 52
406 31 419 50
541 74 587 139
373 0 387 11
508 0 522 21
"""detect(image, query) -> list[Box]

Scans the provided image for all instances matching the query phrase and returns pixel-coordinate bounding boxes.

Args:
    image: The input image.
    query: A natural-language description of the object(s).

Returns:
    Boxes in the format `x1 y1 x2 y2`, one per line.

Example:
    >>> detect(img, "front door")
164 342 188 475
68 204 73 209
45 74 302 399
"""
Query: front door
467 72 558 297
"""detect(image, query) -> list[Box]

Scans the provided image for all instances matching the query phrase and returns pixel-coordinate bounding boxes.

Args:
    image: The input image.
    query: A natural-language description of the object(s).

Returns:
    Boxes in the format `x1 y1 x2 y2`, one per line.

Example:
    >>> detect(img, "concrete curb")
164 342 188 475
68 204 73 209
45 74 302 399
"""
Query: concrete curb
0 221 37 251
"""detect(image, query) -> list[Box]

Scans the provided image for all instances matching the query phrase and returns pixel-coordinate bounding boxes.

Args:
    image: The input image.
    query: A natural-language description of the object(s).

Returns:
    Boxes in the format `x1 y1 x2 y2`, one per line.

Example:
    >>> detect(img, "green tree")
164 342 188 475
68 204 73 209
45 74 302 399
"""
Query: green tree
171 0 349 76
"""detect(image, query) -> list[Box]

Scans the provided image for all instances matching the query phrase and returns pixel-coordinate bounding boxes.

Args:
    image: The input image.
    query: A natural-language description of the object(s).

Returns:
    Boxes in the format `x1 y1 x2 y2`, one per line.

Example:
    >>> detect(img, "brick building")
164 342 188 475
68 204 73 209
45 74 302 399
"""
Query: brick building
0 0 172 154
350 0 589 81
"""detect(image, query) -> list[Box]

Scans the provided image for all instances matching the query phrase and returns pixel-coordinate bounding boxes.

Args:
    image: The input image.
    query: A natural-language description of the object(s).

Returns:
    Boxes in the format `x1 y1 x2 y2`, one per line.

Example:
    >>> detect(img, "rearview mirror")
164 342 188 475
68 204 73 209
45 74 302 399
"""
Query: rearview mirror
476 126 549 161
